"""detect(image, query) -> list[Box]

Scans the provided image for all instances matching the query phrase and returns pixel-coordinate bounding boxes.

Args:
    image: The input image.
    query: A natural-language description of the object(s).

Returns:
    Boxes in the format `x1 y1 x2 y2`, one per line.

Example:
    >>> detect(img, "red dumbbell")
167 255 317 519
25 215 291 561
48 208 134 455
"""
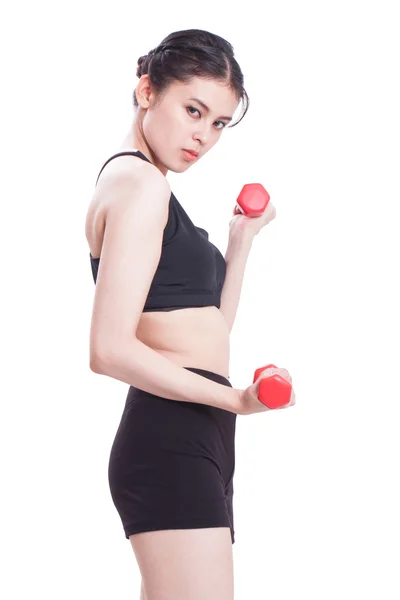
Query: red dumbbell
236 183 270 216
253 364 292 409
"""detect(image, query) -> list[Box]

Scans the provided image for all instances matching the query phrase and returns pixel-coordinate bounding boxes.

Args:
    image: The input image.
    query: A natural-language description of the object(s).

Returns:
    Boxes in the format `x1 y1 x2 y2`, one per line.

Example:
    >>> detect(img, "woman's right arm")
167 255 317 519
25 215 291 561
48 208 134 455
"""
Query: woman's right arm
89 162 242 415
92 337 241 414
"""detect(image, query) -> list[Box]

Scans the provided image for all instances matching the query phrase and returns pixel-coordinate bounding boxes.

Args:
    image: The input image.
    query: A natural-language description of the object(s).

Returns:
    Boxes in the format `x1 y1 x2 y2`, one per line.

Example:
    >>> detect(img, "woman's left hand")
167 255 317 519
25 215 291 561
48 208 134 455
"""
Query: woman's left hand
228 200 277 239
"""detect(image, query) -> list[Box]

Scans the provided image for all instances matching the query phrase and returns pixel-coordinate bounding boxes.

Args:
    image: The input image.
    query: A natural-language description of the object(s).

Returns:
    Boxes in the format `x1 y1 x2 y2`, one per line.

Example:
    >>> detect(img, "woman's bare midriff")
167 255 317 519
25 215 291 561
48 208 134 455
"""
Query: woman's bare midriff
136 307 231 379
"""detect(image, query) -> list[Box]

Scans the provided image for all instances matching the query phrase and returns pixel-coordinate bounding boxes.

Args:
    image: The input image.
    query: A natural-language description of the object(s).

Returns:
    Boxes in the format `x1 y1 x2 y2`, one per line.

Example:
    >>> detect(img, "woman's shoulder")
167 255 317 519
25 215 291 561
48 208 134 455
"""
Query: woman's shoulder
86 150 171 258
95 149 161 188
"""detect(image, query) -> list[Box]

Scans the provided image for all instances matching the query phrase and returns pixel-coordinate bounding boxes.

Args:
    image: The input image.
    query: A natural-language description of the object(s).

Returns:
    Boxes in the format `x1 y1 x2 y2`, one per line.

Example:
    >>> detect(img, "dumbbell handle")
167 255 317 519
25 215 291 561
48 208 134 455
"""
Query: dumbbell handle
253 364 292 409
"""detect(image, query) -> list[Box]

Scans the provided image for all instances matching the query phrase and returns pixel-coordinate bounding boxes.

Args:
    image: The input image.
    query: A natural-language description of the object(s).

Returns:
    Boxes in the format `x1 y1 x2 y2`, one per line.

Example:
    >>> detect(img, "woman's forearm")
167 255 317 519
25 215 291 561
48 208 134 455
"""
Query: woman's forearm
220 233 254 333
91 338 241 413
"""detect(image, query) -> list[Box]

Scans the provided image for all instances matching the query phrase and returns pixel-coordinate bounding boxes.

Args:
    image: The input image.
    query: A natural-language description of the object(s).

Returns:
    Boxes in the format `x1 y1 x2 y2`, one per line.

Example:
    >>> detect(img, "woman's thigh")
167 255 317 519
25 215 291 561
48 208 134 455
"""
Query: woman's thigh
131 526 234 600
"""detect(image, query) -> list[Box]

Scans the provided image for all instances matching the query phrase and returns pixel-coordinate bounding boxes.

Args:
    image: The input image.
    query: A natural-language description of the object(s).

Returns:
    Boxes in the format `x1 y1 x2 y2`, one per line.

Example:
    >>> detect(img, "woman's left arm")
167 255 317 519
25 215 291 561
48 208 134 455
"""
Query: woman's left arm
219 199 277 333
219 232 254 334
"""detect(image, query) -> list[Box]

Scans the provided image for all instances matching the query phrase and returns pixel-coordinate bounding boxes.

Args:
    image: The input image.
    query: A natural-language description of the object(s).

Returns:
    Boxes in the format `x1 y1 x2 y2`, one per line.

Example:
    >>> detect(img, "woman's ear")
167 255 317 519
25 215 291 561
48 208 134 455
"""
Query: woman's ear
135 75 152 109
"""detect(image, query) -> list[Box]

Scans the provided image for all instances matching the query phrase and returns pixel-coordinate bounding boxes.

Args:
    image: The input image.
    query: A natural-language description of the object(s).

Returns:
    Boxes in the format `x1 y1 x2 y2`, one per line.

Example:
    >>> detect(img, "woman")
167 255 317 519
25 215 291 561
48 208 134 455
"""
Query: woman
86 28 295 600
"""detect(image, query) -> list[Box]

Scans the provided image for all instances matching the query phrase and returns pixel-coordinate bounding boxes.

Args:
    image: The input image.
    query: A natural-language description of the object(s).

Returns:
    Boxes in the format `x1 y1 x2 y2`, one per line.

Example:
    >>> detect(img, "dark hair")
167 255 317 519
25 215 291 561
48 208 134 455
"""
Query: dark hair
133 29 249 127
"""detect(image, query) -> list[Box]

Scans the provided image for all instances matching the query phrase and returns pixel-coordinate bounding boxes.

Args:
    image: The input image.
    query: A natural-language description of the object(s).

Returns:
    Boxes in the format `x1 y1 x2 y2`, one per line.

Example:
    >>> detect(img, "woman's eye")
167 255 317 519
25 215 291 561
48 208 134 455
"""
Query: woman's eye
187 106 201 118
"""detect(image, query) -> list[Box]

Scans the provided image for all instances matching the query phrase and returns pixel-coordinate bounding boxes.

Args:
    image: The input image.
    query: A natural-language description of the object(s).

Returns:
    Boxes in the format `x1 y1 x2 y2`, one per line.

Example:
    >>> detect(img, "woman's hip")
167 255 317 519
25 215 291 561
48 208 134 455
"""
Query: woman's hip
109 366 237 483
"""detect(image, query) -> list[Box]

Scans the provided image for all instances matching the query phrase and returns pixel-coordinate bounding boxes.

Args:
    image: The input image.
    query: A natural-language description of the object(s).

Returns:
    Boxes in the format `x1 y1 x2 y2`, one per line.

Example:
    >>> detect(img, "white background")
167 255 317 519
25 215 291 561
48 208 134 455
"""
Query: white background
2 0 399 598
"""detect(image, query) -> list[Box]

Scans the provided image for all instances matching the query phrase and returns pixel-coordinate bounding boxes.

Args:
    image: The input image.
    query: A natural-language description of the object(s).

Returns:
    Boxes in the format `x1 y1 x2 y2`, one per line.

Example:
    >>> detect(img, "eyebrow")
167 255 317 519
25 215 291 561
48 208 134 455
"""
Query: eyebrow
188 97 233 121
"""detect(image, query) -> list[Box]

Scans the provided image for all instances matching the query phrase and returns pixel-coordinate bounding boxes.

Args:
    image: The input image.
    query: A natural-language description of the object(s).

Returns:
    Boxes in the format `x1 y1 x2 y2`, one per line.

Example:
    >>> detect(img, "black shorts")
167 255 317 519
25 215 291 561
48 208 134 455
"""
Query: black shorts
108 367 237 544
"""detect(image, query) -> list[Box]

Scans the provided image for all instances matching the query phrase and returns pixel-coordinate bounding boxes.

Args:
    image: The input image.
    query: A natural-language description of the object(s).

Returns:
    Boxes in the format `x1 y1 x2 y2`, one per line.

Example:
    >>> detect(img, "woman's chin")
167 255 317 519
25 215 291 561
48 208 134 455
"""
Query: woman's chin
169 162 195 174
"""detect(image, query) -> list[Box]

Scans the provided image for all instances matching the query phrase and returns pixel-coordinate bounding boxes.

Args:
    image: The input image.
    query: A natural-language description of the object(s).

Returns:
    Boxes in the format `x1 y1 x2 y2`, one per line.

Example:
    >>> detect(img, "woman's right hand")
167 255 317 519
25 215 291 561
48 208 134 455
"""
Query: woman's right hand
236 367 296 416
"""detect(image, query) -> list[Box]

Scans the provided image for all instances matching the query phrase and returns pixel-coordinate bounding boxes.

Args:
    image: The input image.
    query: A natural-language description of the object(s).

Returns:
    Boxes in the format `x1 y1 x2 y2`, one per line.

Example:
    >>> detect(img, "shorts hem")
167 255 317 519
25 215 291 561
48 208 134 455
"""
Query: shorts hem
124 516 235 544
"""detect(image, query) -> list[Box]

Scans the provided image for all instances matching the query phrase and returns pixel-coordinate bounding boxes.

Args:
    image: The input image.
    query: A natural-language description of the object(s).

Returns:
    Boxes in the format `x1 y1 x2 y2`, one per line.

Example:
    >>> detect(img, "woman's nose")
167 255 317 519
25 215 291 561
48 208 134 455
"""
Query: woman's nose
193 128 208 145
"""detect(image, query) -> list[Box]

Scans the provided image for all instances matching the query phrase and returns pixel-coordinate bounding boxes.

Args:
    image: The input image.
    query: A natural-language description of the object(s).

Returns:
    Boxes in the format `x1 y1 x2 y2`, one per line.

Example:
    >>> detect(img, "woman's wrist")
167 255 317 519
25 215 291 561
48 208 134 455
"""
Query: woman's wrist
226 231 254 260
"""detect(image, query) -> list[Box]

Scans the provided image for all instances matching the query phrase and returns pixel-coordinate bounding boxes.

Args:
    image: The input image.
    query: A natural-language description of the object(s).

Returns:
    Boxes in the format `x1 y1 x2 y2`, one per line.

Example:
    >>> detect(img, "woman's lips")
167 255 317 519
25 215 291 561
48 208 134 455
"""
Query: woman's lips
182 149 198 161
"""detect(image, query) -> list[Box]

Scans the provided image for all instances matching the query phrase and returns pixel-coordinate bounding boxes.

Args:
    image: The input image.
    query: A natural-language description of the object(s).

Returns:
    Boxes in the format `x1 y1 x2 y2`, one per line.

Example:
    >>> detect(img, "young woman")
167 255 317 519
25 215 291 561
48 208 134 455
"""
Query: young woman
86 28 294 600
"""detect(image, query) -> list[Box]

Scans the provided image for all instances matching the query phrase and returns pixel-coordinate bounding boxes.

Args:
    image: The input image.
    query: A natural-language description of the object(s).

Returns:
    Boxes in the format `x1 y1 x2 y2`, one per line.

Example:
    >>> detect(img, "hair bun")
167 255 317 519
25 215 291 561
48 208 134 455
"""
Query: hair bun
136 55 146 78
136 48 160 78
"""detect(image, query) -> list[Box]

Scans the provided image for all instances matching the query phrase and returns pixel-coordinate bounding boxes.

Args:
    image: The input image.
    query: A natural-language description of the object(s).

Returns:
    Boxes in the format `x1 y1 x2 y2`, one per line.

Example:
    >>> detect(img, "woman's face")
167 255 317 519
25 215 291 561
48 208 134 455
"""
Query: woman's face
137 76 240 174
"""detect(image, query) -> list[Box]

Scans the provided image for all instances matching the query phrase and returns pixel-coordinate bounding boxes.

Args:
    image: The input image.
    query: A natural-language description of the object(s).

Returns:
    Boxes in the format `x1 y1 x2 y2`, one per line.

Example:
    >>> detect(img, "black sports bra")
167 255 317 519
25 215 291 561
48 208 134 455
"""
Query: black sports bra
89 150 226 312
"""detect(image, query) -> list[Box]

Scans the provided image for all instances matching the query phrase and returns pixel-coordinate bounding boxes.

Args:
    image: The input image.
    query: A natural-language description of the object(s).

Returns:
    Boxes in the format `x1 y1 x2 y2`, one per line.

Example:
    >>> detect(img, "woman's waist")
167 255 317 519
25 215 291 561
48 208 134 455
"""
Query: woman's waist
136 307 230 377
